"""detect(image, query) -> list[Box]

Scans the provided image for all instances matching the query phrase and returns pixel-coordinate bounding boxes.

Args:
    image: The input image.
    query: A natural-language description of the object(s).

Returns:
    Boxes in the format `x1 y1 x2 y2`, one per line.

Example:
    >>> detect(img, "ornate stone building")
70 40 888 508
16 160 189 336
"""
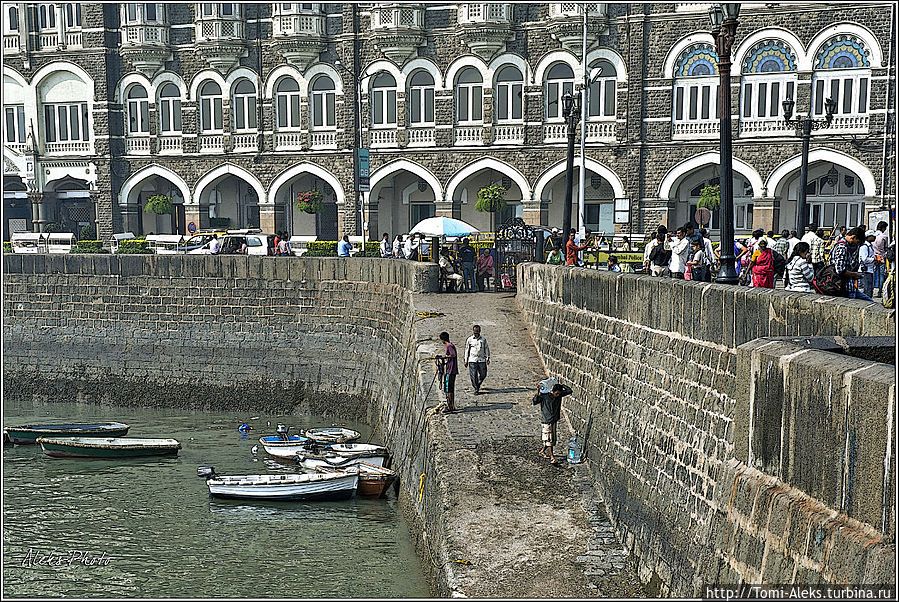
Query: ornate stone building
2 2 895 242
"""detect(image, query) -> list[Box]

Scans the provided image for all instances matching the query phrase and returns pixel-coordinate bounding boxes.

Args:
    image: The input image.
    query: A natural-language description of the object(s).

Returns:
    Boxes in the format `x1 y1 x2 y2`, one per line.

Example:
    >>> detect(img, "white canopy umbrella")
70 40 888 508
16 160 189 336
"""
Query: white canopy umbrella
409 216 479 238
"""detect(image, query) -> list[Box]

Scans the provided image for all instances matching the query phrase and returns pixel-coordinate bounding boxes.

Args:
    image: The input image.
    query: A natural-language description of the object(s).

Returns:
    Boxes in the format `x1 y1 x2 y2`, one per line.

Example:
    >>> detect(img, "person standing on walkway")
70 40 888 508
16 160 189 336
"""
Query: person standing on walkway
828 226 871 301
665 228 691 279
547 247 564 265
748 238 775 288
872 221 889 294
464 325 490 395
458 238 478 292
209 234 221 255
476 248 495 289
337 235 353 257
565 231 590 266
532 381 572 465
803 225 826 275
858 230 878 298
380 233 392 258
437 332 459 413
392 235 403 258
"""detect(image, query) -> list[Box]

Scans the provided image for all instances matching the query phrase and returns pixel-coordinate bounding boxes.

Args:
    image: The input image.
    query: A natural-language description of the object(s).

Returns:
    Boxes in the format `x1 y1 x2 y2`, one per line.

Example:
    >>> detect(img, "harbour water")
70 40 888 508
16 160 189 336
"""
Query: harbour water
3 399 429 598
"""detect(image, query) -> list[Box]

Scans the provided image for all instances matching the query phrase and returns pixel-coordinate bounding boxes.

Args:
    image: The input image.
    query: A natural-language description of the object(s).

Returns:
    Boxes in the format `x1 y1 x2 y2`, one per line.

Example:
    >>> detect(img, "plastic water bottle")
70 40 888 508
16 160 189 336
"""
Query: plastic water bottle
539 377 558 394
567 434 584 464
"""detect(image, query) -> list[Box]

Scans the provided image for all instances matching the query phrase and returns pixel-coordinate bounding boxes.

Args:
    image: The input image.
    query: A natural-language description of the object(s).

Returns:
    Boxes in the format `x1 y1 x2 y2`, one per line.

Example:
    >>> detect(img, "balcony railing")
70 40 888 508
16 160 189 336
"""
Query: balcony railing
407 126 435 147
550 3 606 17
158 135 183 153
274 13 324 36
274 131 305 150
493 124 524 144
45 141 91 154
125 136 151 154
198 134 225 153
4 33 20 52
819 115 870 133
310 130 337 149
123 24 169 45
5 142 27 154
370 128 398 147
671 121 719 138
231 133 257 152
585 121 616 141
738 118 795 137
459 3 511 23
65 31 82 47
371 4 424 29
543 123 567 143
197 19 244 41
38 32 59 49
454 126 484 145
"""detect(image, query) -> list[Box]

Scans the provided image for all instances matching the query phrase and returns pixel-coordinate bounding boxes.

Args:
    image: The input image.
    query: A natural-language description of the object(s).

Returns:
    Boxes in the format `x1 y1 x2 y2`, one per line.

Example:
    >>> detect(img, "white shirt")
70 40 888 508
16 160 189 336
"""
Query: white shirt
464 335 490 363
209 238 221 254
859 242 876 271
665 236 691 273
786 256 814 292
801 231 818 245
702 237 714 260
402 238 414 259
380 239 391 257
787 236 801 255
392 239 402 257
643 238 660 263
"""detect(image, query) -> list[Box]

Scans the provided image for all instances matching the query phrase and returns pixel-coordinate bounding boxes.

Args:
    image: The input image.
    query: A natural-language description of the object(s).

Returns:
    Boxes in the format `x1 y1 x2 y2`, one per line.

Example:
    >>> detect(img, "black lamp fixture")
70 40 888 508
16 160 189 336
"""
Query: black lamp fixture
561 90 581 238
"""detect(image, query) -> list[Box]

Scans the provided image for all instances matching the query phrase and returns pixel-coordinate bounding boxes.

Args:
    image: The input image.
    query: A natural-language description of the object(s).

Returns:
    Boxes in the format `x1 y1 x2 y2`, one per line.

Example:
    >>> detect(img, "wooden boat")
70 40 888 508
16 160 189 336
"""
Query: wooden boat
37 437 180 458
197 466 358 501
258 434 313 459
303 427 361 444
329 443 389 459
315 462 397 498
295 452 386 470
5 422 130 445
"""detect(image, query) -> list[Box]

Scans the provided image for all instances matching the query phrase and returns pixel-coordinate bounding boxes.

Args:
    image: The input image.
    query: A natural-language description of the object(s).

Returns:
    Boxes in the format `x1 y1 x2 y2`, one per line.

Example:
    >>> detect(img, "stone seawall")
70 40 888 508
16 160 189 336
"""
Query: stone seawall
516 264 895 596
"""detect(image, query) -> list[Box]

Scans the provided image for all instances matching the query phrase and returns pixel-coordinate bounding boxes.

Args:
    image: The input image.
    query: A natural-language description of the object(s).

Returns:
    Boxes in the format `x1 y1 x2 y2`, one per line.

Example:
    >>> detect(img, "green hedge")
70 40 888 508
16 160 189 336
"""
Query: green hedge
3 241 12 254
115 239 152 254
70 240 108 254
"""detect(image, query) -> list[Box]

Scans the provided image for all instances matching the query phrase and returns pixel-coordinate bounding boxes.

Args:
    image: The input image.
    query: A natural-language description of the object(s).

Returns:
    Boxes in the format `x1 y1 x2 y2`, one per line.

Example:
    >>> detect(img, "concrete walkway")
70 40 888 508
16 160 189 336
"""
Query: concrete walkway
411 291 645 598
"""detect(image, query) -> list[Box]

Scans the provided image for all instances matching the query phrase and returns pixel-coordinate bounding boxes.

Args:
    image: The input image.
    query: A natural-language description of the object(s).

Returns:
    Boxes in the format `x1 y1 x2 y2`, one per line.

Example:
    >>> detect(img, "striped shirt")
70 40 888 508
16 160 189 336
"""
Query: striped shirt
809 235 826 264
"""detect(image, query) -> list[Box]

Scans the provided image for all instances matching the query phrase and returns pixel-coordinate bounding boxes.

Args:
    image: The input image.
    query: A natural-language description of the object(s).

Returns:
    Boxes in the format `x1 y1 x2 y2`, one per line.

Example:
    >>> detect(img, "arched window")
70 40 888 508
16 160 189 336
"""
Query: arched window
38 4 56 30
408 71 435 126
455 67 482 123
199 80 223 132
310 76 336 129
812 34 871 120
7 6 18 31
158 83 181 133
740 39 797 123
545 63 574 119
672 43 719 127
494 66 522 122
275 78 301 129
64 3 82 28
588 59 616 118
232 79 257 131
126 85 150 134
371 72 397 126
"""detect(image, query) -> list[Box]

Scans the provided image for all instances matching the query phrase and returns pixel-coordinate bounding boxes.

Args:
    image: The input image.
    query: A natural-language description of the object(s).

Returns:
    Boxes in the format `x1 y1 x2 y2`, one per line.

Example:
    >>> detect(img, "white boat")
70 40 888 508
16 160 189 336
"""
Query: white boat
315 462 397 498
258 435 313 459
303 427 361 444
295 452 386 470
197 466 358 501
329 443 389 461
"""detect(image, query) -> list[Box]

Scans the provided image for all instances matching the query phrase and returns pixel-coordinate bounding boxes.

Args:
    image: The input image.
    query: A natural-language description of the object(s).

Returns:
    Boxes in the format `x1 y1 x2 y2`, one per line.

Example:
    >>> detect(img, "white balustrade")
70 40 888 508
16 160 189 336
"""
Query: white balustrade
310 130 337 148
231 133 257 152
738 118 794 137
551 3 606 17
493 124 523 144
274 131 305 150
274 14 324 36
406 127 436 147
198 134 225 153
543 123 567 143
39 32 59 49
158 136 183 153
585 121 616 141
45 141 91 154
821 115 870 133
371 4 424 29
197 18 244 41
5 142 27 154
4 34 20 52
370 128 398 147
65 31 82 47
671 121 719 138
125 137 151 154
454 126 484 145
123 24 169 45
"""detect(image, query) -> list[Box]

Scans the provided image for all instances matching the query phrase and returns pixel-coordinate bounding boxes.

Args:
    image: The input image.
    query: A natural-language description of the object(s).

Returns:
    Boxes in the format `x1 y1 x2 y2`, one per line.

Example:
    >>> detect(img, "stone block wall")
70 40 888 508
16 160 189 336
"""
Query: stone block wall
516 263 895 595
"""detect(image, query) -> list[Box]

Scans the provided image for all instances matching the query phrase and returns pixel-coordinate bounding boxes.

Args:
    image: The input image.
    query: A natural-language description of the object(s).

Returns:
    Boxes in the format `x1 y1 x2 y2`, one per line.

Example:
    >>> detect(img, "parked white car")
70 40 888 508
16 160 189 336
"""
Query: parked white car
188 229 275 256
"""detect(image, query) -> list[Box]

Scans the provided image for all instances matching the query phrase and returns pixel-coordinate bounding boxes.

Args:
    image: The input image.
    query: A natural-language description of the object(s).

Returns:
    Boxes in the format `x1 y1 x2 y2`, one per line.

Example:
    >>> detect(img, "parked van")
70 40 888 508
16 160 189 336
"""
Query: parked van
11 232 48 254
146 234 185 254
47 233 75 254
188 229 275 256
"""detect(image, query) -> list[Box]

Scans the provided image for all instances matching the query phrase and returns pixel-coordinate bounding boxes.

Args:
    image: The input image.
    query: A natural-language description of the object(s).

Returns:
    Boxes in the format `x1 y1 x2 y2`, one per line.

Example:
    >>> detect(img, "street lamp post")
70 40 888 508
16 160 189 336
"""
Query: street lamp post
782 96 836 232
709 2 740 284
561 91 581 240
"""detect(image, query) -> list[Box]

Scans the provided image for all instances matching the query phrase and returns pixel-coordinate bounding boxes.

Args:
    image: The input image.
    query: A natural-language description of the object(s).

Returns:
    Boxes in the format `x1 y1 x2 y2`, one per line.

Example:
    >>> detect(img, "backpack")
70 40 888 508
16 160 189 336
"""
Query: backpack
649 242 670 267
813 264 844 296
772 250 786 275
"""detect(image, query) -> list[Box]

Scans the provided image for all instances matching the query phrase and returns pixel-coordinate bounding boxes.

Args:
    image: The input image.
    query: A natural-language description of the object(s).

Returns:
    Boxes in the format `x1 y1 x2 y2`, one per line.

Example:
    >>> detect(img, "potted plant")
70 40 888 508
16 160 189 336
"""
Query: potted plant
296 191 324 214
697 184 721 212
144 194 173 215
475 183 507 214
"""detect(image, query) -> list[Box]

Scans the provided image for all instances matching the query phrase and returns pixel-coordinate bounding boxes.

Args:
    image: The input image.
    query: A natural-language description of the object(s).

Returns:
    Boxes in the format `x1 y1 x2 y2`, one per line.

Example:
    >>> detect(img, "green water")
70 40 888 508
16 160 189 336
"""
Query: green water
2 399 429 598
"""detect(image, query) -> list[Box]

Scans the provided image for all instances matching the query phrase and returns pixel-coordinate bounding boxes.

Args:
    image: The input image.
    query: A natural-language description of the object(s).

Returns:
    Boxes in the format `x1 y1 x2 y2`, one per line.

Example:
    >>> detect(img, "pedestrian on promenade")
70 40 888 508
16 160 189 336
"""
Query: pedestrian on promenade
774 230 790 258
393 235 403 258
547 247 564 265
458 238 478 292
532 381 572 465
684 222 702 247
277 233 290 256
804 225 826 275
787 230 801 255
687 239 712 282
209 234 220 254
464 325 490 395
786 242 814 292
438 247 463 291
873 221 889 294
565 231 589 266
338 234 353 257
646 232 670 277
859 230 878 298
437 332 459 413
476 248 495 289
748 238 775 288
607 255 622 272
380 233 392 258
404 235 419 260
665 228 690 279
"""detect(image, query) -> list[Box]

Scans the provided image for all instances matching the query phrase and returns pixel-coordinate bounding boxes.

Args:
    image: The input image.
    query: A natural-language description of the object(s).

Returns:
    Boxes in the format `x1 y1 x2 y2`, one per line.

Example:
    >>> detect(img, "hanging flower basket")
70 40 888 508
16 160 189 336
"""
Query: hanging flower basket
144 194 173 215
296 190 324 214
697 184 721 211
475 183 507 213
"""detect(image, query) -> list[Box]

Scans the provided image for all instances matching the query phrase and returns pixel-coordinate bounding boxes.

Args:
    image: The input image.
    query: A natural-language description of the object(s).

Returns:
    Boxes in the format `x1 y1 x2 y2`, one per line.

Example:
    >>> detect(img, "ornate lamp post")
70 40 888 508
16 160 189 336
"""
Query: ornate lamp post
709 2 740 284
561 90 581 241
782 95 836 232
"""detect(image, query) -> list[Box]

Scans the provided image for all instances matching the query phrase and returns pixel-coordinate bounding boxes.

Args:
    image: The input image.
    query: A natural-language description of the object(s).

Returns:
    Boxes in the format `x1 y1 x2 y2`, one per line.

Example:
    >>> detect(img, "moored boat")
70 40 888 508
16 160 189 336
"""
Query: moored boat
303 427 361 444
37 437 180 458
258 434 313 459
197 466 358 501
5 422 130 445
295 452 386 470
329 443 389 460
316 462 397 498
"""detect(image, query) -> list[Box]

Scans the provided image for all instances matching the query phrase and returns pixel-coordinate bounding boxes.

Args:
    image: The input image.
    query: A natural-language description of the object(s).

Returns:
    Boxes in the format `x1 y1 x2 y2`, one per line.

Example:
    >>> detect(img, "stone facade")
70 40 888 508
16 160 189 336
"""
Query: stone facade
2 3 894 242
515 263 894 595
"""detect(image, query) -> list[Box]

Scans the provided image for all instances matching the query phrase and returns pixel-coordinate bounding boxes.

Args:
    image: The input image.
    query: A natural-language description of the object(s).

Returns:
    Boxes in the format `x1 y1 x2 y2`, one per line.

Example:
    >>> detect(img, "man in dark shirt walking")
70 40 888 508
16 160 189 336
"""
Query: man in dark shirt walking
532 381 572 465
438 332 459 413
458 238 478 293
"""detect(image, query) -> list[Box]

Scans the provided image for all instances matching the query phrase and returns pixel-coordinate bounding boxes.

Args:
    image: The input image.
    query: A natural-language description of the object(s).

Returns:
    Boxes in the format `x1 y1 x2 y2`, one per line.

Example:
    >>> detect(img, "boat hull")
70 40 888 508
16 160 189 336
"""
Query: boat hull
206 473 358 501
37 437 180 459
298 455 386 470
358 474 396 498
6 423 130 445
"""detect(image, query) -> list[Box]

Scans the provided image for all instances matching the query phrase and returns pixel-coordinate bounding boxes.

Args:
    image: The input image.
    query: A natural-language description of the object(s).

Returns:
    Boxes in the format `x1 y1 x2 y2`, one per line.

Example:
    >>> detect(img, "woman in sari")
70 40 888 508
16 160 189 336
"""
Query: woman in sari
747 238 775 288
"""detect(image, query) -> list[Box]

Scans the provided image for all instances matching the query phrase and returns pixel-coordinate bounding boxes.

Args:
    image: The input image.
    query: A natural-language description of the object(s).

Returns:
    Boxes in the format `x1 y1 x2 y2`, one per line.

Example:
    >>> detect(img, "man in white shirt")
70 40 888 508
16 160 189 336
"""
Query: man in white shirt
402 235 415 259
208 235 221 254
787 230 801 255
858 230 878 298
463 325 491 395
664 228 691 278
800 222 818 245
380 233 392 258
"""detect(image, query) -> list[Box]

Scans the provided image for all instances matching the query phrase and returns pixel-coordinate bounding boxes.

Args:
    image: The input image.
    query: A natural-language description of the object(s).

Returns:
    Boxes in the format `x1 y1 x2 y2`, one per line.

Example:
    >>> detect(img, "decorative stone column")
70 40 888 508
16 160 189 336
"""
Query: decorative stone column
93 189 114 241
28 190 44 232
258 203 277 234
751 198 777 232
